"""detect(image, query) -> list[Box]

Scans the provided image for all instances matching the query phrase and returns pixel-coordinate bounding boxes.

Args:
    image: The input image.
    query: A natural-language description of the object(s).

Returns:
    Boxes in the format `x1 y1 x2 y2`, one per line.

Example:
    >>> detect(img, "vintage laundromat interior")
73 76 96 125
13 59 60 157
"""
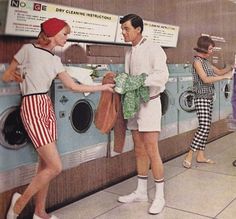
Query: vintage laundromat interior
1 0 236 218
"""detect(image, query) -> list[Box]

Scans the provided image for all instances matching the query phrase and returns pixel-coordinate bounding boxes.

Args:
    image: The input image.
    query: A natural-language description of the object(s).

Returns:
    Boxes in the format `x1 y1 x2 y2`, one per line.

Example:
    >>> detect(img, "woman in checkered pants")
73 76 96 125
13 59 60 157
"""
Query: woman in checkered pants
182 36 232 169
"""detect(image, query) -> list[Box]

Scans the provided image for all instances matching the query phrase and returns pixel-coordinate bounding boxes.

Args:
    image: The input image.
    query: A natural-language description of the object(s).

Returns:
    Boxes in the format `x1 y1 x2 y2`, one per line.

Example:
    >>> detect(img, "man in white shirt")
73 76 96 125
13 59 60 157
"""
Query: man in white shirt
117 14 169 215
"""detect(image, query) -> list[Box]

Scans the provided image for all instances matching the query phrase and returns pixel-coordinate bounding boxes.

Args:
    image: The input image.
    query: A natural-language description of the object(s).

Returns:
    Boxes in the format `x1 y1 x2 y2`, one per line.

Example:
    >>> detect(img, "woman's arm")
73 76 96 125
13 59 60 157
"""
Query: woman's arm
212 65 232 76
1 58 23 83
194 60 231 84
57 71 114 92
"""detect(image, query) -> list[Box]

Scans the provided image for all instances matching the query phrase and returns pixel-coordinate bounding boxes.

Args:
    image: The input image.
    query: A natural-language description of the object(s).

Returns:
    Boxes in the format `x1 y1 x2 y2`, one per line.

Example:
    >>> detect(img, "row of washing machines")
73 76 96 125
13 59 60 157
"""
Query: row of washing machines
0 63 130 185
161 64 232 139
0 63 233 190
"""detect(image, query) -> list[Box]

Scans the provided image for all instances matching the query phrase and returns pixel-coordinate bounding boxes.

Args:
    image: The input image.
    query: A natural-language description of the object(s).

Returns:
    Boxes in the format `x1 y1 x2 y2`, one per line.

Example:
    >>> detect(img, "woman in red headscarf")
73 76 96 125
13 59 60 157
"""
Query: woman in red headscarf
2 18 114 219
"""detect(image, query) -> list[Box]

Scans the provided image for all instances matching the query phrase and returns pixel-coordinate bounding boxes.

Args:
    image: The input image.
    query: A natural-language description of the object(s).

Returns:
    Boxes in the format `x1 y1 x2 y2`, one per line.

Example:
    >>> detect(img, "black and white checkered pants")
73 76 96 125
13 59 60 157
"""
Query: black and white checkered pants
190 98 213 151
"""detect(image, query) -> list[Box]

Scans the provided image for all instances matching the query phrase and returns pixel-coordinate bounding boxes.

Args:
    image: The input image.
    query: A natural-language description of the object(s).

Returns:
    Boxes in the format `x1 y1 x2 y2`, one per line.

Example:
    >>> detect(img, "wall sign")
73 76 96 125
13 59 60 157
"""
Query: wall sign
5 0 179 47
116 18 179 47
0 0 8 35
5 0 118 42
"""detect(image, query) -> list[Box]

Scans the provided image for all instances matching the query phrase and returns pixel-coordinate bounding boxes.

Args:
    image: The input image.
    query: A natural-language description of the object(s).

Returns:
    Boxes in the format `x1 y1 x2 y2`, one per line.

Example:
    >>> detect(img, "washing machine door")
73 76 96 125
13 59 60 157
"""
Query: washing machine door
160 91 169 116
0 106 29 149
223 83 231 100
70 99 94 133
179 90 195 112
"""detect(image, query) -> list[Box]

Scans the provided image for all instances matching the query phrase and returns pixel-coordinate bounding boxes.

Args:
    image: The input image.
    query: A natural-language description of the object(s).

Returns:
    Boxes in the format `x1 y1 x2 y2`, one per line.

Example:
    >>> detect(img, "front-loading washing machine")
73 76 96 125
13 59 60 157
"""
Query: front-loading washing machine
177 75 198 134
53 76 108 168
219 79 233 119
168 63 192 77
63 64 134 158
0 64 37 192
168 64 198 134
212 81 220 122
159 76 178 140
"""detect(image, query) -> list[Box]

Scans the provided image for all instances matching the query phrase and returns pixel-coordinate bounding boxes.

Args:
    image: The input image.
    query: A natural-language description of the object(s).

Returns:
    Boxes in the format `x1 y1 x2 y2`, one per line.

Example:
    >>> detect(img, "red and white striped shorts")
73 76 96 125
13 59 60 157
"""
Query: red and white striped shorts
20 94 57 149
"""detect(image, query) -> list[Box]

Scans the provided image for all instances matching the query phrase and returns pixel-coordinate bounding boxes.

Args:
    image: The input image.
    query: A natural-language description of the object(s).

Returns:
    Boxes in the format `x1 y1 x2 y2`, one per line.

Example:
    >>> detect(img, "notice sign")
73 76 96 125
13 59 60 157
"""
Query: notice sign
5 0 118 42
116 19 179 47
5 0 179 47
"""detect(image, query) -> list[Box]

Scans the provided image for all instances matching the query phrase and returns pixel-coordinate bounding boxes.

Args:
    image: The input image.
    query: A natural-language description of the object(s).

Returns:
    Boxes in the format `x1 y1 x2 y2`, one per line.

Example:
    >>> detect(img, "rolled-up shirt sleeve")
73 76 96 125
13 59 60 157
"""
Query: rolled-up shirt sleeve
144 44 169 92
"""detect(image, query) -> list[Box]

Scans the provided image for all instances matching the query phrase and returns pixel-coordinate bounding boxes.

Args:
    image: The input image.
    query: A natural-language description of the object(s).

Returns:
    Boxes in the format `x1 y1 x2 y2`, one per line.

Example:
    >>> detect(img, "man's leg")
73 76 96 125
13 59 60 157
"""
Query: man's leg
118 130 149 203
143 132 165 214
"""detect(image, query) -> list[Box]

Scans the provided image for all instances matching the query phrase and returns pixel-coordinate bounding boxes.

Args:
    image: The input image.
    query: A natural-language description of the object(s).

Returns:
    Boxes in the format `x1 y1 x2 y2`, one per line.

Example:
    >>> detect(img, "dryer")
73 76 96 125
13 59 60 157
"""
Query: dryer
219 79 233 119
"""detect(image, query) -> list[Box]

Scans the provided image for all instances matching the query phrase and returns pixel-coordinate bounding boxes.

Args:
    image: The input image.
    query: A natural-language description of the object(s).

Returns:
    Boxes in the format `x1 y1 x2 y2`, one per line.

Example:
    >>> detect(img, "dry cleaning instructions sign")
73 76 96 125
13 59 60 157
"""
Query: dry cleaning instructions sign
5 0 179 47
5 0 118 42
0 0 8 34
115 18 179 47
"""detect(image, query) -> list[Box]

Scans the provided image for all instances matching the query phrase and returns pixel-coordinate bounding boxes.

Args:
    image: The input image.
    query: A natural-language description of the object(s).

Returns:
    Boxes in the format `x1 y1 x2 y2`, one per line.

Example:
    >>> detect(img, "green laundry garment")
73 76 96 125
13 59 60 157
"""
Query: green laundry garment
115 73 150 119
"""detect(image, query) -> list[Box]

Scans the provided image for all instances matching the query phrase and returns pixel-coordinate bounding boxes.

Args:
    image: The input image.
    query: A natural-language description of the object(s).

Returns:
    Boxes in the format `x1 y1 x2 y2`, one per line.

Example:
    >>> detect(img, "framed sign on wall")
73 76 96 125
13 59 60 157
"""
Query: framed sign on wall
5 0 179 47
5 0 119 43
116 17 179 47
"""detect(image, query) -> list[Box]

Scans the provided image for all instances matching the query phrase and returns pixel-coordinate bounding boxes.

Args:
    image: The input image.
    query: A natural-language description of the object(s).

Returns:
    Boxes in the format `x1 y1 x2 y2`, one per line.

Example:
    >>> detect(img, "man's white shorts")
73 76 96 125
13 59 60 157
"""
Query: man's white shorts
127 97 161 132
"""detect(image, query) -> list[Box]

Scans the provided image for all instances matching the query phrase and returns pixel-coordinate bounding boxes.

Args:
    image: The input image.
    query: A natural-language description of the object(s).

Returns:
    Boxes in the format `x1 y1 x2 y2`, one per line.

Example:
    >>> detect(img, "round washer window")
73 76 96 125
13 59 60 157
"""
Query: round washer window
0 106 29 149
179 90 195 112
224 84 230 100
70 99 93 133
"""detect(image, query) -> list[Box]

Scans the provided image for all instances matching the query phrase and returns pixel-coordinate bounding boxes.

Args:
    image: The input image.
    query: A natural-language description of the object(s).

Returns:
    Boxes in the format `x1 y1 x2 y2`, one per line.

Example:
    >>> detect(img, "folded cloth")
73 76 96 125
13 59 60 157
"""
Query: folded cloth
95 72 127 153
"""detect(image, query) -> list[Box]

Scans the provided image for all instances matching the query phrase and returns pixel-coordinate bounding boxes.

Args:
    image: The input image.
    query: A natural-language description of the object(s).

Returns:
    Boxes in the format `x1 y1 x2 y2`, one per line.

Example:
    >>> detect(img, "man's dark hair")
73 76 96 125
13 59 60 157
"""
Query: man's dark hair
120 14 143 33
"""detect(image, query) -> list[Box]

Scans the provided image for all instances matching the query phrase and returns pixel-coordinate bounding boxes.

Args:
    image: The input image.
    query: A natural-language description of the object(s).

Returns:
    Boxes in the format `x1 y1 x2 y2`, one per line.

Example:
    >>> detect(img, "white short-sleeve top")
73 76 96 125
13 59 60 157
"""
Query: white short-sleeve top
14 43 65 96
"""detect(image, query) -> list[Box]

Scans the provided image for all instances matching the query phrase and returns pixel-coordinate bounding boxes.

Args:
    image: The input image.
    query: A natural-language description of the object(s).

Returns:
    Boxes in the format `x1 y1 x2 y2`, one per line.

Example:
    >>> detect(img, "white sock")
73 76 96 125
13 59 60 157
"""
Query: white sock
136 175 148 194
154 178 164 200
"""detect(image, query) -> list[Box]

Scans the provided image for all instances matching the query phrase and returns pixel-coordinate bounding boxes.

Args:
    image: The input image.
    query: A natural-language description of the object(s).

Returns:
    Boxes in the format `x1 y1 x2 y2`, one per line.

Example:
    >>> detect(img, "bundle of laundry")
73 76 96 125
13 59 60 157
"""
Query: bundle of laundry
95 72 150 153
94 72 127 153
114 72 150 119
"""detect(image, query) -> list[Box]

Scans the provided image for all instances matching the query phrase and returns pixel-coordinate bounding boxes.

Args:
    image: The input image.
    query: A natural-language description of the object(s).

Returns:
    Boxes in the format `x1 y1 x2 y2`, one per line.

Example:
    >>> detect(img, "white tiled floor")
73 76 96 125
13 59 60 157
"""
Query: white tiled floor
52 132 236 219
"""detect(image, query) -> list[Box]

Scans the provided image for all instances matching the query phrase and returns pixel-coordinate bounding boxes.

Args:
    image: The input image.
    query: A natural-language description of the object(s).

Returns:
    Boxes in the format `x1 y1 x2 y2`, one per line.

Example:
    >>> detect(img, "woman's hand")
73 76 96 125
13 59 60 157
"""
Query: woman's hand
2 70 23 83
11 70 24 82
1 59 23 83
101 84 115 92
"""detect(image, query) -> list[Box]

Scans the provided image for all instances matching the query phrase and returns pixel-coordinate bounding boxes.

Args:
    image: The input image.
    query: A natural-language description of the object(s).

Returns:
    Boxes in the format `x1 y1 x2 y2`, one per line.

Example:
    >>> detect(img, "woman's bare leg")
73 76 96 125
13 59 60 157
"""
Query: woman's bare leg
13 142 62 215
